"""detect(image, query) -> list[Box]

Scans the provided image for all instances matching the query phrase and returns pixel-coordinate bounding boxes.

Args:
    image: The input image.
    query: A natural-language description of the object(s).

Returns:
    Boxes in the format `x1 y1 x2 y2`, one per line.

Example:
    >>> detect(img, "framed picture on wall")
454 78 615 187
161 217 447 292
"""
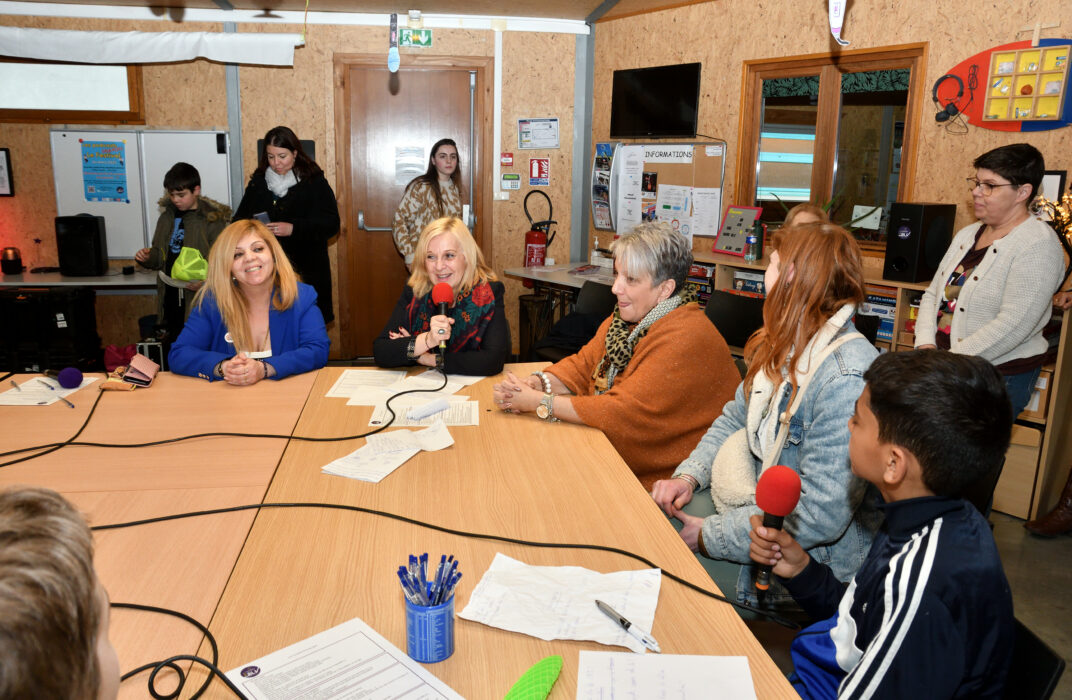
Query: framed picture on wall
0 148 12 196
1039 170 1067 220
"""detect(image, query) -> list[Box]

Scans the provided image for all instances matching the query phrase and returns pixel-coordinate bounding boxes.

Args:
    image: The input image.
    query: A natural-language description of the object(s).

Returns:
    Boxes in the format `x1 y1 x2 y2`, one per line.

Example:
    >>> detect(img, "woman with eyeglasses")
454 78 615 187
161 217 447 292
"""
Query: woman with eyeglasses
915 143 1064 417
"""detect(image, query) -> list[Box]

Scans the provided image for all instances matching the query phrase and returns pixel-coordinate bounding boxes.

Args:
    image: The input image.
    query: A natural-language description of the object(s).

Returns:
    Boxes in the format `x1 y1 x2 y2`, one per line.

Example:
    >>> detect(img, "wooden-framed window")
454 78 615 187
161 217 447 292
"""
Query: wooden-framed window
0 60 145 124
735 43 927 252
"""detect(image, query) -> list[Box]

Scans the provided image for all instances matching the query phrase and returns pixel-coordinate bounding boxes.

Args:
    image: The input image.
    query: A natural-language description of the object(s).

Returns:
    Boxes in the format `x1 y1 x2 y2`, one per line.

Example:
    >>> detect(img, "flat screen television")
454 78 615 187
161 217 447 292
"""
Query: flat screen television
609 62 701 139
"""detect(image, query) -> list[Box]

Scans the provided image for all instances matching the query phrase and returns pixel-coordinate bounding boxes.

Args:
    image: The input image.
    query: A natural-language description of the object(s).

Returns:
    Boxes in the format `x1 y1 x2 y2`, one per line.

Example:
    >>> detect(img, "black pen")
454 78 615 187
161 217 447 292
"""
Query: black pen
9 379 20 391
595 599 661 653
37 378 75 408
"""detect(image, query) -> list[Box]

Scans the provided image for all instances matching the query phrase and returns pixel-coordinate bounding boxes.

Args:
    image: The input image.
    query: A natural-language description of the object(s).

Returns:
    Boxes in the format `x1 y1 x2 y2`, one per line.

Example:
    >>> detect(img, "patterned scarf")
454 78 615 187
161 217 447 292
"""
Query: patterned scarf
592 285 698 394
406 281 496 353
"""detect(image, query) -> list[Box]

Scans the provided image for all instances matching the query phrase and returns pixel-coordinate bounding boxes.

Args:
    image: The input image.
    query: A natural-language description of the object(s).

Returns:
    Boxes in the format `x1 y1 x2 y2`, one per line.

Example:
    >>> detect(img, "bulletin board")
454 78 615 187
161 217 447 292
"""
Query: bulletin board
50 129 232 258
610 140 726 241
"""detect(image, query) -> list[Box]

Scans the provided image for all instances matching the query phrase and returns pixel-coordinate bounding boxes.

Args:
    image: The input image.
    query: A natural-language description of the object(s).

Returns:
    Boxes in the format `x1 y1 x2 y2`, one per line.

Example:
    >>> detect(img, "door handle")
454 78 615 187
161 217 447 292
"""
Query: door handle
357 210 391 232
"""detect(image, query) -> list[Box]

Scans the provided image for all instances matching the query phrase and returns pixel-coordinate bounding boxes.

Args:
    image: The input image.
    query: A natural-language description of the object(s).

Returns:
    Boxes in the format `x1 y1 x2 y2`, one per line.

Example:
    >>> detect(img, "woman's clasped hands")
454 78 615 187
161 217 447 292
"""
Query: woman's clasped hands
221 352 266 386
491 371 543 413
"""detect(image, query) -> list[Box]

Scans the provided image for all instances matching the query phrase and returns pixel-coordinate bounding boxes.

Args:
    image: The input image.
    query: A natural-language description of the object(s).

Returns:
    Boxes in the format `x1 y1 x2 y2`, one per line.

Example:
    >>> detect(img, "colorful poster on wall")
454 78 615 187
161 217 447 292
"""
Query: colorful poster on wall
80 140 129 203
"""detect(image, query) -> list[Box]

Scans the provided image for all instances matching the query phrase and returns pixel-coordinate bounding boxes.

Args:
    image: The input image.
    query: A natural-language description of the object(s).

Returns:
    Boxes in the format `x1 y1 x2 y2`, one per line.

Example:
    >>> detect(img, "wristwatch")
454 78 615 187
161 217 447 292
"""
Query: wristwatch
535 392 558 422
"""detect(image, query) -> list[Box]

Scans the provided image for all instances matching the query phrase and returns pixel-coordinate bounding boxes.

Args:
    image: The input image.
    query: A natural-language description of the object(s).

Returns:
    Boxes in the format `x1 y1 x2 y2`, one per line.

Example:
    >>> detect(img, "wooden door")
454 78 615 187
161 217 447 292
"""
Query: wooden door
334 56 491 358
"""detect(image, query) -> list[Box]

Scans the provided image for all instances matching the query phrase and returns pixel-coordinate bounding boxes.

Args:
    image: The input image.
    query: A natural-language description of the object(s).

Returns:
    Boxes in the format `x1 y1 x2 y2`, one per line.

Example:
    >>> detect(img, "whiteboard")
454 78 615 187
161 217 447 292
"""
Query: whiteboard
50 129 232 258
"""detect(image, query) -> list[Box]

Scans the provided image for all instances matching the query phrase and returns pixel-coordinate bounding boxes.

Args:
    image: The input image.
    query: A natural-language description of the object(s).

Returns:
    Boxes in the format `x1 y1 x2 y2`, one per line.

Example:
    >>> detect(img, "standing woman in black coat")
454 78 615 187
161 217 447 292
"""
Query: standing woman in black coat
234 126 340 323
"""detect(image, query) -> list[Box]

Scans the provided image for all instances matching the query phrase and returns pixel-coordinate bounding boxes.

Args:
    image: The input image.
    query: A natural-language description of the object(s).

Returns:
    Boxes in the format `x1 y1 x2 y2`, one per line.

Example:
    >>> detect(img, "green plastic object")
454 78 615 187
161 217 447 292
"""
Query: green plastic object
503 655 563 700
170 247 208 281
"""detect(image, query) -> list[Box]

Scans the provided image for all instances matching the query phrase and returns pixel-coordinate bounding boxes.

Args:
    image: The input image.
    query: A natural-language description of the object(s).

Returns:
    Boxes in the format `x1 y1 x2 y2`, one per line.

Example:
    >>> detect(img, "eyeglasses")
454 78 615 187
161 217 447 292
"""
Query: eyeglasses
966 177 1019 196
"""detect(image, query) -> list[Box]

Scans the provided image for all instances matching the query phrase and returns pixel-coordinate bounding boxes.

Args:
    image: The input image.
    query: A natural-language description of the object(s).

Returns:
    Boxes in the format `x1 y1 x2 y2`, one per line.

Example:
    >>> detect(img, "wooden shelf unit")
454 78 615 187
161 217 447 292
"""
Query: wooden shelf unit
694 249 1072 520
984 45 1069 122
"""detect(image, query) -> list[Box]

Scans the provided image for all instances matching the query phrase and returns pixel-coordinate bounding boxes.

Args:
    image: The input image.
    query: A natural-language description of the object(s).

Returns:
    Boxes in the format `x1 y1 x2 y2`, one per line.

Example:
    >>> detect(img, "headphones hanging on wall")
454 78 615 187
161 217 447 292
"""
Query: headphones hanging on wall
932 74 965 122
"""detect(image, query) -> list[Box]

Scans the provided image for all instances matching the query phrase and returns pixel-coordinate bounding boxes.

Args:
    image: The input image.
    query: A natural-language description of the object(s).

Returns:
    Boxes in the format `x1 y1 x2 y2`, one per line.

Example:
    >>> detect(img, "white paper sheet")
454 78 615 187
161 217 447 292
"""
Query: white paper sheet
0 376 98 406
369 400 479 427
576 652 757 699
617 145 644 232
366 420 454 454
224 616 462 699
458 553 661 653
324 420 455 482
346 375 464 407
321 444 420 482
415 368 485 386
325 368 406 398
692 187 723 237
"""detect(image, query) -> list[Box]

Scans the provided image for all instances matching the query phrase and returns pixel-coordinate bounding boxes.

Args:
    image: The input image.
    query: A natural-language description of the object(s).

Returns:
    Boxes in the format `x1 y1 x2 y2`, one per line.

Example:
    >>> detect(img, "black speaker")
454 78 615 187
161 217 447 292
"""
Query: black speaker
883 203 956 283
0 286 101 372
56 215 108 277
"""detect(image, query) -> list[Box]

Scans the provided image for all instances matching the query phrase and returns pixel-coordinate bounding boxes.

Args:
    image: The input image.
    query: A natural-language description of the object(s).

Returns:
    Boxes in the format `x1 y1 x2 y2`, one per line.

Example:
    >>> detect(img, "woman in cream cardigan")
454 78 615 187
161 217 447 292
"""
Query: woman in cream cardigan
915 143 1064 417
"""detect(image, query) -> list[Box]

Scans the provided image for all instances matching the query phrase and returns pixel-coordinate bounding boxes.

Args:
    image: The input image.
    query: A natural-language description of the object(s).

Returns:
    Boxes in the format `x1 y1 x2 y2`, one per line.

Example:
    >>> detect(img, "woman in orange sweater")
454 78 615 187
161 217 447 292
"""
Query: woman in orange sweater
493 222 739 488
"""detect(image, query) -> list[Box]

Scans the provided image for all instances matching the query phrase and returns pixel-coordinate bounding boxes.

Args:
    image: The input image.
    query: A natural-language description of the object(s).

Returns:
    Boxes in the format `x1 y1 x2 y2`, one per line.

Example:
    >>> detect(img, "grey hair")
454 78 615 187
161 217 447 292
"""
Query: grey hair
610 221 693 291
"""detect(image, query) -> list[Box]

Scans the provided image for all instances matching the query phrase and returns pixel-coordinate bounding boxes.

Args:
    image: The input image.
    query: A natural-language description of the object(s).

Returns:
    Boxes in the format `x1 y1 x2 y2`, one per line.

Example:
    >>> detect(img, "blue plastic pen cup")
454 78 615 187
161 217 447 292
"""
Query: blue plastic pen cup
404 589 455 663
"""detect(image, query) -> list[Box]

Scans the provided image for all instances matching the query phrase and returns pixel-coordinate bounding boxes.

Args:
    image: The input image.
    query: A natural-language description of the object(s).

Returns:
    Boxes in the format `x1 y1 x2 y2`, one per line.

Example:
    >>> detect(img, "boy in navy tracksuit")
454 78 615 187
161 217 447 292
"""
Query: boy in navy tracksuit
750 349 1014 699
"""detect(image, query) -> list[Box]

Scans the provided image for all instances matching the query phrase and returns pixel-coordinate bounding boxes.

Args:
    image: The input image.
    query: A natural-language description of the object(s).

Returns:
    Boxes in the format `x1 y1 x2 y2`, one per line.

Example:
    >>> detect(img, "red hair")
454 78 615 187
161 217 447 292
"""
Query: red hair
743 223 866 400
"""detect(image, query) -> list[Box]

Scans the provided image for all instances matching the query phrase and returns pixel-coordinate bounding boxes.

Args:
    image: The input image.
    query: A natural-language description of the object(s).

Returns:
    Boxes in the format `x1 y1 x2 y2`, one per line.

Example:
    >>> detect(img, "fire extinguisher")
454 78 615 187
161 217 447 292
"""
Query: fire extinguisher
522 190 556 288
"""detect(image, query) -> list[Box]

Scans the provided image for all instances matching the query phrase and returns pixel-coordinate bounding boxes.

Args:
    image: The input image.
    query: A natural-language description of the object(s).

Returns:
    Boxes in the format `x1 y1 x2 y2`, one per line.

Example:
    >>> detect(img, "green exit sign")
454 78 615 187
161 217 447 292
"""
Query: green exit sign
399 28 432 47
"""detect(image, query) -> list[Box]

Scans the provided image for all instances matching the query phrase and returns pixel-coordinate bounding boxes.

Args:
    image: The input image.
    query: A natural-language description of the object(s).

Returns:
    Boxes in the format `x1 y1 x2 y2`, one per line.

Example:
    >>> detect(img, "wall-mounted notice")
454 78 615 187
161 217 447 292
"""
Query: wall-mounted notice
518 118 560 149
81 140 129 202
642 145 693 163
529 158 549 186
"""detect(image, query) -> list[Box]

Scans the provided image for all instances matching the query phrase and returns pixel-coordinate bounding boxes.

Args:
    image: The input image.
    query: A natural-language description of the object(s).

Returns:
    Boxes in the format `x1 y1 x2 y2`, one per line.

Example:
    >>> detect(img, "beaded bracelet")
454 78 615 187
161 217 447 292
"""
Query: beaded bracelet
531 371 552 393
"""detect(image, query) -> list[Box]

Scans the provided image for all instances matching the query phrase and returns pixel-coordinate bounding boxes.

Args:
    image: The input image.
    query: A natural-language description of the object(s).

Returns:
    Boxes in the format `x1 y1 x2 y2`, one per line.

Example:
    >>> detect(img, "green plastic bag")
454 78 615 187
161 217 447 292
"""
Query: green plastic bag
170 247 208 282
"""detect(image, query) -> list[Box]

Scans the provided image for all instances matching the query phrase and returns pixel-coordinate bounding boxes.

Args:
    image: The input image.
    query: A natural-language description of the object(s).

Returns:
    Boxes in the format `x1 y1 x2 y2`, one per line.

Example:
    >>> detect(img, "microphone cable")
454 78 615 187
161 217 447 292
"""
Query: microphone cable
112 602 246 700
0 371 450 469
94 501 802 628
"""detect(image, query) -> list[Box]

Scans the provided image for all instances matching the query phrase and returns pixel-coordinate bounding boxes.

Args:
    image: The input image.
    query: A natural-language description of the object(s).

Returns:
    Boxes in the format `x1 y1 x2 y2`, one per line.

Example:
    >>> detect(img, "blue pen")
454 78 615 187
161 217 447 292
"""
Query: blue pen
397 569 420 604
431 555 447 604
36 378 75 408
418 553 429 602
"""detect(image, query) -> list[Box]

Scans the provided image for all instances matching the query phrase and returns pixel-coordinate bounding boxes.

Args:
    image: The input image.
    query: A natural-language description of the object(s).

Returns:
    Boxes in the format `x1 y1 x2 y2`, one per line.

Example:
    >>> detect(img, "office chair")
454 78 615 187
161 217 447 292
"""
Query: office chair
703 289 765 350
532 281 617 363
852 314 881 345
1002 618 1065 700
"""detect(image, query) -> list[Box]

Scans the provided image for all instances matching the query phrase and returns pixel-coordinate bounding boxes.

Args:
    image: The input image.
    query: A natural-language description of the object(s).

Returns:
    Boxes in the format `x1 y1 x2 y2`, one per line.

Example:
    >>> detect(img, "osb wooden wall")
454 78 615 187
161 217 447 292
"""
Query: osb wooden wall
0 16 577 355
593 0 1072 254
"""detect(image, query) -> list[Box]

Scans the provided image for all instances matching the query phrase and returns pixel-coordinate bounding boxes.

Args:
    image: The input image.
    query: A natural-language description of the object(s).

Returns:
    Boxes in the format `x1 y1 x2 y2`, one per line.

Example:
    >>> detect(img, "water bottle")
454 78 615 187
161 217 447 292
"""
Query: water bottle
743 233 758 262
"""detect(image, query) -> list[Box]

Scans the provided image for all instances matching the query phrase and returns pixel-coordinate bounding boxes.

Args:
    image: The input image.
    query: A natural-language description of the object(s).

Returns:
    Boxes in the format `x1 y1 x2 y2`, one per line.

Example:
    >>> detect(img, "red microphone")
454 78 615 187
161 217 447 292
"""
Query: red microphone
754 465 802 595
430 283 454 358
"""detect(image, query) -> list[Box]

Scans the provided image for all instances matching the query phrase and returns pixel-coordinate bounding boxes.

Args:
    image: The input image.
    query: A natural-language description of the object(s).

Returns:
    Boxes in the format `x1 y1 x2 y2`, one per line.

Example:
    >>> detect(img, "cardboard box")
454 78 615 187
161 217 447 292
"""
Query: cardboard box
1018 368 1053 421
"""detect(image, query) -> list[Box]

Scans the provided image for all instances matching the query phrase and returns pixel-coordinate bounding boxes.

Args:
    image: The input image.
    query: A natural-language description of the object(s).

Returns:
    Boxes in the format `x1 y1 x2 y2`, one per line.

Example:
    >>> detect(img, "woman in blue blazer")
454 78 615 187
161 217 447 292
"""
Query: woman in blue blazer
169 219 329 384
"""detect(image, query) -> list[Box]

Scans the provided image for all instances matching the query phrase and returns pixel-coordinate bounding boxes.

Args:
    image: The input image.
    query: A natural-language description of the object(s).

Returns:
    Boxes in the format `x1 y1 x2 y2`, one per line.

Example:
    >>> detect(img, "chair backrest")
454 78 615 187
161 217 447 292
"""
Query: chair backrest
1002 618 1066 700
704 289 765 348
853 314 881 345
574 280 617 319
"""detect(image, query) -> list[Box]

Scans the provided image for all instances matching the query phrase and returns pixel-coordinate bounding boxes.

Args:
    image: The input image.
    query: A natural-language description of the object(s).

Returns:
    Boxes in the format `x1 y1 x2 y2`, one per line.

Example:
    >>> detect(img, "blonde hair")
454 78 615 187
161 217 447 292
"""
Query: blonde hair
407 217 496 297
744 223 866 400
0 487 100 698
196 219 299 352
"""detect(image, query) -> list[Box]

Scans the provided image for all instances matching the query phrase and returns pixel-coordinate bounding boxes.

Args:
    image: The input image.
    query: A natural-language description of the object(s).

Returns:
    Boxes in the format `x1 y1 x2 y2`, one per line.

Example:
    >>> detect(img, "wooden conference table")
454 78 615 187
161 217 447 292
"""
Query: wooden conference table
0 366 793 698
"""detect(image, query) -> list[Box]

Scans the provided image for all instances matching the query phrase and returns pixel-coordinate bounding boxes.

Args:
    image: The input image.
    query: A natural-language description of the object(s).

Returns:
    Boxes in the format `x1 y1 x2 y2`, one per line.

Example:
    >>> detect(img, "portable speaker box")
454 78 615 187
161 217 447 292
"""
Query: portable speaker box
883 203 956 283
56 215 109 277
0 286 101 372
